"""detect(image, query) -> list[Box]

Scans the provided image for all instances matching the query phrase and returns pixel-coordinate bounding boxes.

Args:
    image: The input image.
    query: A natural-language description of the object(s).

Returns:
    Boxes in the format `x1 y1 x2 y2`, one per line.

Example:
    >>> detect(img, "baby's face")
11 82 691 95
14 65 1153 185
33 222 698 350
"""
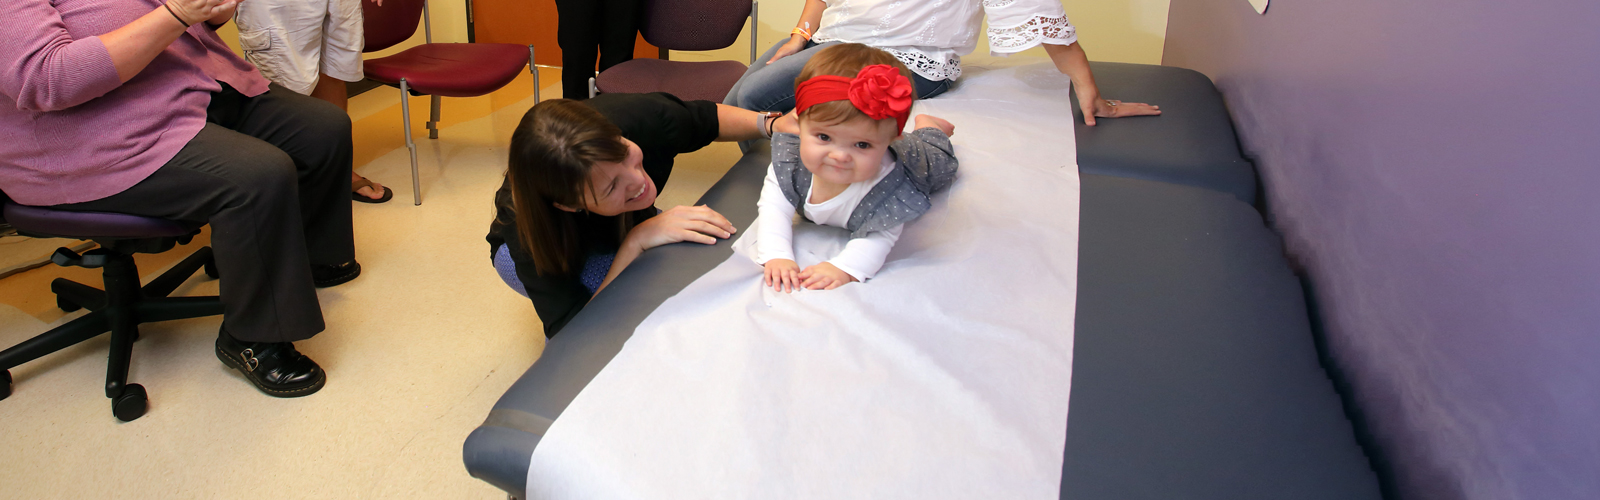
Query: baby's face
798 116 899 186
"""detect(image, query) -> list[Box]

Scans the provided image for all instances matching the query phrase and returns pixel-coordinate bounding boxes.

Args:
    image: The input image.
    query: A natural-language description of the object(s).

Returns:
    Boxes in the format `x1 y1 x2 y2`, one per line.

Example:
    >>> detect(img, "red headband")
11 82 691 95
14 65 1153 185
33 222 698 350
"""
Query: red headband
795 64 913 132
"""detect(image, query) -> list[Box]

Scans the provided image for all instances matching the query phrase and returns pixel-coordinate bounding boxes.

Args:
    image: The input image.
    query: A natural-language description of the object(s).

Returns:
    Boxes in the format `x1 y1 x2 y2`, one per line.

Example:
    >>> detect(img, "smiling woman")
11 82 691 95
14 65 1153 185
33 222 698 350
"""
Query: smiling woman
487 93 768 337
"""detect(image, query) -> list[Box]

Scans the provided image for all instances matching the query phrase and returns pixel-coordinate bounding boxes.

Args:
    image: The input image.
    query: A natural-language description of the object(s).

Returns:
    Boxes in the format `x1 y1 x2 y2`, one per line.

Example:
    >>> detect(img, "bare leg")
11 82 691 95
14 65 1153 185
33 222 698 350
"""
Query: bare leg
309 74 387 201
310 74 349 111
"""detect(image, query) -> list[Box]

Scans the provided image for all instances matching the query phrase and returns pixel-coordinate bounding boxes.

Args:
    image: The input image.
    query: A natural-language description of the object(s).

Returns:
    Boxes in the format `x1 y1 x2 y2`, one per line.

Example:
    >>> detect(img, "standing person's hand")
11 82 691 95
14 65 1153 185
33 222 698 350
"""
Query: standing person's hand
1077 92 1160 126
372 0 383 6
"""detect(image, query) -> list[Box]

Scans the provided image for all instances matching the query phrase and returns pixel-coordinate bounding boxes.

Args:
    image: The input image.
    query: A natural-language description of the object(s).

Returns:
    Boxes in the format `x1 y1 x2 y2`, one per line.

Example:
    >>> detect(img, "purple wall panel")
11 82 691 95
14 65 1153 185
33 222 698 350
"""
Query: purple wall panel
1163 1 1600 499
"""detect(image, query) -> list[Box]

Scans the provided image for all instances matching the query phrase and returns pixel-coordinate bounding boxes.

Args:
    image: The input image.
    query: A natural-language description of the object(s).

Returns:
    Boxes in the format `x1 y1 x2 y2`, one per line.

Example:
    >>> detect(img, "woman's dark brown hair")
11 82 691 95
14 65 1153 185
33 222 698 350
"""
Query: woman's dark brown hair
506 99 631 276
794 43 916 126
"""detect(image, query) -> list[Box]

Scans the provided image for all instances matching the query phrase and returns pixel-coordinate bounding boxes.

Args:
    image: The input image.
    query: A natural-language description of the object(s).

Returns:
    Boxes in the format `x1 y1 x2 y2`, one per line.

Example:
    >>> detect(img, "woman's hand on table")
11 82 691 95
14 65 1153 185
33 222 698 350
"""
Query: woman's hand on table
1077 92 1161 126
799 262 856 290
624 205 736 251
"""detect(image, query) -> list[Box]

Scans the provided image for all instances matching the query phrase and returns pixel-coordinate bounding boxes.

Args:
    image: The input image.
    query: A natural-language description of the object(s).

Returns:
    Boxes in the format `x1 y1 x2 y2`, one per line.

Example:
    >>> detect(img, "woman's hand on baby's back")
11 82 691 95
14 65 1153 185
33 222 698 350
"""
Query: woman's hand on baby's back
764 259 802 293
914 114 955 136
625 205 735 252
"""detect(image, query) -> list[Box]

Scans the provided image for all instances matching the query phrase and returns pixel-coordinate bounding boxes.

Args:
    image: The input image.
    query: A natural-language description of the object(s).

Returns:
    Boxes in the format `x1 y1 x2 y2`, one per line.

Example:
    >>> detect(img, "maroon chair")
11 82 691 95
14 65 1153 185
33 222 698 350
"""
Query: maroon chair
590 0 758 102
362 0 536 205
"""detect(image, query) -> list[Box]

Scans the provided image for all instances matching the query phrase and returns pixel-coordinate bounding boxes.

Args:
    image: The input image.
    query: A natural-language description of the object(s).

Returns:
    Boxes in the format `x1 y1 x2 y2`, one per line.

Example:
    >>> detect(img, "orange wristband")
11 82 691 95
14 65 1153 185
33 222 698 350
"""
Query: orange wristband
790 26 812 40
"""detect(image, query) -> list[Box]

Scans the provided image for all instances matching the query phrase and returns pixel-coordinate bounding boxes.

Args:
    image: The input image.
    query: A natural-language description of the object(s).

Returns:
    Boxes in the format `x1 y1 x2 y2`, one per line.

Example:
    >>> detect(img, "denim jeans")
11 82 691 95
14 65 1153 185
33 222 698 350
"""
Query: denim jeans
725 40 954 113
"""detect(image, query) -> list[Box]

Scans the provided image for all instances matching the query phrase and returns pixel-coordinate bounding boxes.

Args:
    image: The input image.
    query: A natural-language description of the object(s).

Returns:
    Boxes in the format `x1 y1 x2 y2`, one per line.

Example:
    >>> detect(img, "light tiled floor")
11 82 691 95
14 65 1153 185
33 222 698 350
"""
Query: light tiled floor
0 68 741 498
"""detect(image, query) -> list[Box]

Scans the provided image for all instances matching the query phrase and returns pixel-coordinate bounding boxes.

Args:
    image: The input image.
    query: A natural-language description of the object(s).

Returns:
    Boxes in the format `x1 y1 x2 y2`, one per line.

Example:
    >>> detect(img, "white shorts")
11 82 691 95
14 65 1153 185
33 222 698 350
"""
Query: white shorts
234 0 365 95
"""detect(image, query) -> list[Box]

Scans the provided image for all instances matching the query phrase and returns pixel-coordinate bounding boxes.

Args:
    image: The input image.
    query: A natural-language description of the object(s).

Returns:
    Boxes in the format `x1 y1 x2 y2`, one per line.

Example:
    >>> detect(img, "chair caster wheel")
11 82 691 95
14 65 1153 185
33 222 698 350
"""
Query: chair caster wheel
1 370 12 401
113 384 147 422
57 296 81 313
204 260 219 279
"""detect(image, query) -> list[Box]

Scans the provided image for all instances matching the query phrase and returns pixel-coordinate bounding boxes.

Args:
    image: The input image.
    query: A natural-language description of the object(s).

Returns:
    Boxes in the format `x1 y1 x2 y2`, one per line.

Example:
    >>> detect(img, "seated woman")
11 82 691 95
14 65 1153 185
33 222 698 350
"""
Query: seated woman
1 0 360 397
487 93 777 337
724 0 1161 125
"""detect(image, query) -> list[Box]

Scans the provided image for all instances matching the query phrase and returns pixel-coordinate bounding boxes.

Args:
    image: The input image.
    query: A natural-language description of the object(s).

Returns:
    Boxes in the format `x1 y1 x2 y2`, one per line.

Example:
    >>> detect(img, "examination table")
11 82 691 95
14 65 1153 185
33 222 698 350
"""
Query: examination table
462 62 1380 499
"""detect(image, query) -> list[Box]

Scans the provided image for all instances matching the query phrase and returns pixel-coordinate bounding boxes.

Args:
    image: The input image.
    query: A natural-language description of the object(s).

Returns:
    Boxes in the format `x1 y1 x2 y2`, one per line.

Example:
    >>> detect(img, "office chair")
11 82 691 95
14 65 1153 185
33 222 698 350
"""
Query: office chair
362 0 537 205
0 190 223 422
590 0 758 102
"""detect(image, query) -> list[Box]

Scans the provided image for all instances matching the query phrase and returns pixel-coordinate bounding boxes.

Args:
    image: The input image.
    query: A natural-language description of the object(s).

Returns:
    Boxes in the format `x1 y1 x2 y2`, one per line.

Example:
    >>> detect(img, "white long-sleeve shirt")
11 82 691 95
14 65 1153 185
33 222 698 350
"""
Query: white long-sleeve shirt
811 0 1078 82
754 153 904 281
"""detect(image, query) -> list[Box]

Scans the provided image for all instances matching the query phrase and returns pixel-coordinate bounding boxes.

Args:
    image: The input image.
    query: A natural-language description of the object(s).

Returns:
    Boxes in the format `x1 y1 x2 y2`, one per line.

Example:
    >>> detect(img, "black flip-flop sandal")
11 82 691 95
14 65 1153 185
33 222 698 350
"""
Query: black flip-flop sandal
352 177 393 204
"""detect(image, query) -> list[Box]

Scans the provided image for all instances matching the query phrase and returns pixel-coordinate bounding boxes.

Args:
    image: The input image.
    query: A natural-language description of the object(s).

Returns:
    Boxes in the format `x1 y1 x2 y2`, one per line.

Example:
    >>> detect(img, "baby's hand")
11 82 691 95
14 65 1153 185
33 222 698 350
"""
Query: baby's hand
914 114 955 137
798 262 858 290
763 259 802 293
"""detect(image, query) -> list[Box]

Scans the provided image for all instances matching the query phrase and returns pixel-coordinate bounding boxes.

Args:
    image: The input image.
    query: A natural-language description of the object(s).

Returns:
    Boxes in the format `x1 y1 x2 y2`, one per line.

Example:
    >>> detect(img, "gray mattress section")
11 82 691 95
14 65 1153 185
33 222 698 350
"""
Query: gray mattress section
1072 62 1257 204
1064 174 1379 499
462 161 1380 498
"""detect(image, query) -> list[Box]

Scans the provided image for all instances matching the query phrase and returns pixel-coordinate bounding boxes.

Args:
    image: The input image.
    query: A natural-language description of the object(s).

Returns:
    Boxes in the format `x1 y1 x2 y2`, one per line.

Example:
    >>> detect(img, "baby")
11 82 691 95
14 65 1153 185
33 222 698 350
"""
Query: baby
755 43 959 292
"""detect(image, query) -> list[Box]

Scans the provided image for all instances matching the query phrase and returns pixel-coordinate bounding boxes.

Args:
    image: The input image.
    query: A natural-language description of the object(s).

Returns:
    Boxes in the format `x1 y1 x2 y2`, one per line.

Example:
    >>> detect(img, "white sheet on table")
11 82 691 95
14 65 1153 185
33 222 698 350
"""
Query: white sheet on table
525 61 1082 500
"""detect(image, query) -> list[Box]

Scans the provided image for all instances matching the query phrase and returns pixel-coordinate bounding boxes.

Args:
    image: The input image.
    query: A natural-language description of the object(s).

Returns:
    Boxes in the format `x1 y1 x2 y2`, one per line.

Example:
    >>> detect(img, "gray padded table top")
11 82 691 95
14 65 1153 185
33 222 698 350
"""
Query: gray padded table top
463 157 1379 498
1071 62 1257 204
1064 174 1378 499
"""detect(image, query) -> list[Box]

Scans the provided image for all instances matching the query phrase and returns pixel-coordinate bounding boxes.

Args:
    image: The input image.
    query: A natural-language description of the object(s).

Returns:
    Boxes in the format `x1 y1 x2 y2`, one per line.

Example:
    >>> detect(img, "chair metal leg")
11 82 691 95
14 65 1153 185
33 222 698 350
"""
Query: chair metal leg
529 45 539 103
751 1 759 63
400 78 422 205
140 246 212 299
427 95 441 140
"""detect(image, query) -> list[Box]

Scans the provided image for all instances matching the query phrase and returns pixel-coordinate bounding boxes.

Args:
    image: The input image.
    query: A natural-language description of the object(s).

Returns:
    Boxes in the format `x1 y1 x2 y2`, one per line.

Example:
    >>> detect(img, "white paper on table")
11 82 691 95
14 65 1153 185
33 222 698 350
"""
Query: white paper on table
525 61 1082 500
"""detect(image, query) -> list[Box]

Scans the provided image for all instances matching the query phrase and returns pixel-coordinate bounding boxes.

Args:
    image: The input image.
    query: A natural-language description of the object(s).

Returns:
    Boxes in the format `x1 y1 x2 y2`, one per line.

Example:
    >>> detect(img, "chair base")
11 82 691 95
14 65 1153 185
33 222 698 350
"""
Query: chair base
0 246 224 421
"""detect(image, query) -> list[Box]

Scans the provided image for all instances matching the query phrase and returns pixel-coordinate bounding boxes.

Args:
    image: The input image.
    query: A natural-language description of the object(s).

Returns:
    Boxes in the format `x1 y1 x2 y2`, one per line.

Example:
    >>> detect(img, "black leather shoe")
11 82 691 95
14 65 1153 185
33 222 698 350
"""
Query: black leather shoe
215 330 326 398
312 260 361 288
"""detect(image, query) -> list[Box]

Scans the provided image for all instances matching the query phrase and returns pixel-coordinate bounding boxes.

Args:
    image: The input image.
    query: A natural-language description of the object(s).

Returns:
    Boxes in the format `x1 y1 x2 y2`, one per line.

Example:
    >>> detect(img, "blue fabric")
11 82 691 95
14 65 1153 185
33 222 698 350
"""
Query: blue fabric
724 40 952 113
493 243 529 298
579 252 615 295
493 244 617 297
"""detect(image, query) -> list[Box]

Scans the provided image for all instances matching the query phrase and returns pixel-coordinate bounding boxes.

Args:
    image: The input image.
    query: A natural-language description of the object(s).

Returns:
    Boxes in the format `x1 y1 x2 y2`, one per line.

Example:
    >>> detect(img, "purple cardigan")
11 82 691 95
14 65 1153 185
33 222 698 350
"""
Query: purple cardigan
0 0 270 206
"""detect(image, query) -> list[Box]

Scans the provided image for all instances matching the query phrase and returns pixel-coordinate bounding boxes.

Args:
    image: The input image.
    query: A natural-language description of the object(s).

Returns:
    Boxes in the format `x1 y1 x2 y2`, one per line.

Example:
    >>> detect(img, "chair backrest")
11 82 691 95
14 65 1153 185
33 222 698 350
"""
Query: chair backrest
640 0 753 51
364 0 427 53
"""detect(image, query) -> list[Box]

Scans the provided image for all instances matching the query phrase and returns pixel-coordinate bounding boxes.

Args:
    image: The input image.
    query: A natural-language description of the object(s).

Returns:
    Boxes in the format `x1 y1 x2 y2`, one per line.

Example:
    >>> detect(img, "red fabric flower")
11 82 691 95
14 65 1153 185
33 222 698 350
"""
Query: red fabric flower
846 64 913 129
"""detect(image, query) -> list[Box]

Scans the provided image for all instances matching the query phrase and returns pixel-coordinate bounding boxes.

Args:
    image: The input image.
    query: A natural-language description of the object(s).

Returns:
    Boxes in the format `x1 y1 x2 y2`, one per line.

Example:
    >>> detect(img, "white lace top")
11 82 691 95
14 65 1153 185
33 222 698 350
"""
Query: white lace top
810 0 1078 82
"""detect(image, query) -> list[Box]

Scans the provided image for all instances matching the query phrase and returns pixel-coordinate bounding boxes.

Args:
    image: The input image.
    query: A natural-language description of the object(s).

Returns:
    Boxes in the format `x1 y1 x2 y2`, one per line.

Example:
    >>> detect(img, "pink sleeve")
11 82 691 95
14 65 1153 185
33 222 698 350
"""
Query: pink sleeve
0 1 124 112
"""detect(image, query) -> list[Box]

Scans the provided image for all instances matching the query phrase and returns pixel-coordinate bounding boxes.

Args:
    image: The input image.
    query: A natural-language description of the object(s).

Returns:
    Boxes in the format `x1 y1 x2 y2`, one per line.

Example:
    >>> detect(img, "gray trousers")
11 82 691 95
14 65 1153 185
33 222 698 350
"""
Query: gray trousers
57 83 354 343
